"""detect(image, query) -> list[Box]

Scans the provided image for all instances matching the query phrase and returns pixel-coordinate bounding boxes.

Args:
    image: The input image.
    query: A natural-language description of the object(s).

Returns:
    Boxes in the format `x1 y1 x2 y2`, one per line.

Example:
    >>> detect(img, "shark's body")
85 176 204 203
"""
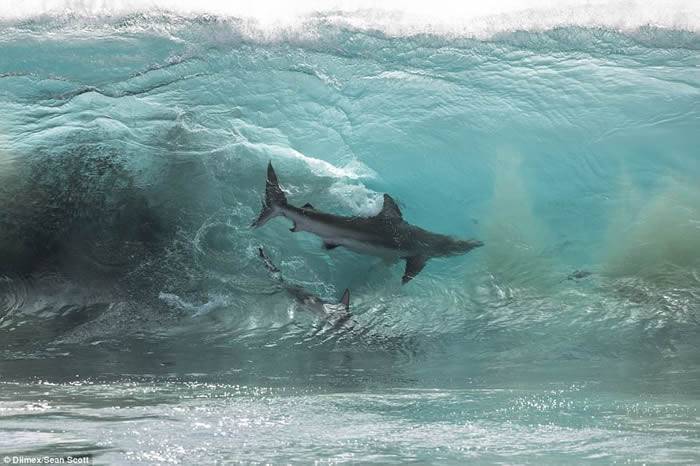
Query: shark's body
253 162 483 283
258 247 351 324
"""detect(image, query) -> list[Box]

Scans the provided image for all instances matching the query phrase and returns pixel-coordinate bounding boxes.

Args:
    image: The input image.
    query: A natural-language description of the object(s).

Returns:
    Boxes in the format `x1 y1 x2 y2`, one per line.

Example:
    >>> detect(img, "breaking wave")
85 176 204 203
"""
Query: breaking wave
0 5 698 385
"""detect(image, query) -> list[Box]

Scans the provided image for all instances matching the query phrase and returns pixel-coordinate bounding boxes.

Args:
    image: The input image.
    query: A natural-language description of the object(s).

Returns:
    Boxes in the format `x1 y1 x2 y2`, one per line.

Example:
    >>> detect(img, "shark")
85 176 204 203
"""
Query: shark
258 247 351 325
252 162 483 284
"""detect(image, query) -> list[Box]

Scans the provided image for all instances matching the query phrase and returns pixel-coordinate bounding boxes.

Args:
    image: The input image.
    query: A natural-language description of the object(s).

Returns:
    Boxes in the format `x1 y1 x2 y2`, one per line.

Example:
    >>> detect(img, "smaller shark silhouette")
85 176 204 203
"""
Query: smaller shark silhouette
258 247 351 325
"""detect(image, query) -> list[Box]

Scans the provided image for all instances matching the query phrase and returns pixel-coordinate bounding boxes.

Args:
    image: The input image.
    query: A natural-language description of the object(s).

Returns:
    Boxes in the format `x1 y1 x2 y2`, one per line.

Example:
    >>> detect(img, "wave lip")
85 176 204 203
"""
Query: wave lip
1 0 699 39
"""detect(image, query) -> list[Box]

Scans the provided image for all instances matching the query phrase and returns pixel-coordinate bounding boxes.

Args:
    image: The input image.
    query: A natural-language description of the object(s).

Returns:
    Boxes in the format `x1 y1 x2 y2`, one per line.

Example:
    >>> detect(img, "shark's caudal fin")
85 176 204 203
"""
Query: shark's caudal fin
258 247 281 274
252 162 288 228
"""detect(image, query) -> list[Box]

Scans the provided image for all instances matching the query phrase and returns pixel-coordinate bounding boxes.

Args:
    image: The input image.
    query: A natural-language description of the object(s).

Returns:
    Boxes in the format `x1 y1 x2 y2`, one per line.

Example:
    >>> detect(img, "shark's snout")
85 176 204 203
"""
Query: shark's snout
455 239 484 254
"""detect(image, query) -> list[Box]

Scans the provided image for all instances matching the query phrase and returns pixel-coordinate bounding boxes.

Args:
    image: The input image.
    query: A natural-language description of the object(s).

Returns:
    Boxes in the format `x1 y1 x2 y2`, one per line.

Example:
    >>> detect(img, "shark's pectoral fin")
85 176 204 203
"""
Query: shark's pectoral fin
290 221 299 232
402 256 428 284
323 241 339 250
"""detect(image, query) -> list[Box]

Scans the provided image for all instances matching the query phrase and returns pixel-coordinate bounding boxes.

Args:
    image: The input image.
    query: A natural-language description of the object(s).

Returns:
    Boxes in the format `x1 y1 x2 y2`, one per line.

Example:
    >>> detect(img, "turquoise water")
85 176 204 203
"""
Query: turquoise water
1 12 699 464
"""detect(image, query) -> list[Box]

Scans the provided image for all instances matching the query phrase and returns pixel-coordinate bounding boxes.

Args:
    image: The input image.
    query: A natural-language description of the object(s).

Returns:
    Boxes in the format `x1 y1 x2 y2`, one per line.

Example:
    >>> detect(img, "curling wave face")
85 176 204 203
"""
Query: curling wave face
0 10 699 462
0 11 699 365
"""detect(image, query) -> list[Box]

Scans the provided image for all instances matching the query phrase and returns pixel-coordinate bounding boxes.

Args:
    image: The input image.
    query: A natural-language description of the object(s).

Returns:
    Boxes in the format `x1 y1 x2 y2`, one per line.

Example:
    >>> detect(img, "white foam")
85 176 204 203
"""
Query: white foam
230 118 374 180
238 139 372 180
0 0 698 37
328 181 383 216
159 291 230 317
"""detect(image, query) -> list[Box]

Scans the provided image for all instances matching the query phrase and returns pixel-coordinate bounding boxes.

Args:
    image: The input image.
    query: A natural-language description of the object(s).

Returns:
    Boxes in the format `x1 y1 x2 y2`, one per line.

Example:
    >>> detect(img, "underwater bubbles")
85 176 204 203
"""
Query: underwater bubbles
193 220 242 274
188 214 275 302
0 274 28 328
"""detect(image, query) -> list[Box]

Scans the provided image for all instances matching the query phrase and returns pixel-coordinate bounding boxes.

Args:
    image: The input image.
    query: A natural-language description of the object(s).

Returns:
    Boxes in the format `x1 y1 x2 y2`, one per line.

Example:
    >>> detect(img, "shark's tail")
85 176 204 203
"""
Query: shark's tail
252 161 288 228
258 247 282 276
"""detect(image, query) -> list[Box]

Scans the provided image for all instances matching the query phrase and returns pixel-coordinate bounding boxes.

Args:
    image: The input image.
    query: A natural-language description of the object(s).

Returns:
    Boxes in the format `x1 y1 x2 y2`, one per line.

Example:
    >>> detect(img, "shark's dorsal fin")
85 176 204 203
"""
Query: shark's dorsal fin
340 289 350 310
302 203 315 210
377 194 403 220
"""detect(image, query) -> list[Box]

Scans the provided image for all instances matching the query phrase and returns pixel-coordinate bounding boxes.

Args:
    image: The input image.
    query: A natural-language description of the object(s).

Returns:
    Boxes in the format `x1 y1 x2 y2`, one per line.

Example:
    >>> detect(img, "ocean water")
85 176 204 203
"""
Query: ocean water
0 2 699 464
